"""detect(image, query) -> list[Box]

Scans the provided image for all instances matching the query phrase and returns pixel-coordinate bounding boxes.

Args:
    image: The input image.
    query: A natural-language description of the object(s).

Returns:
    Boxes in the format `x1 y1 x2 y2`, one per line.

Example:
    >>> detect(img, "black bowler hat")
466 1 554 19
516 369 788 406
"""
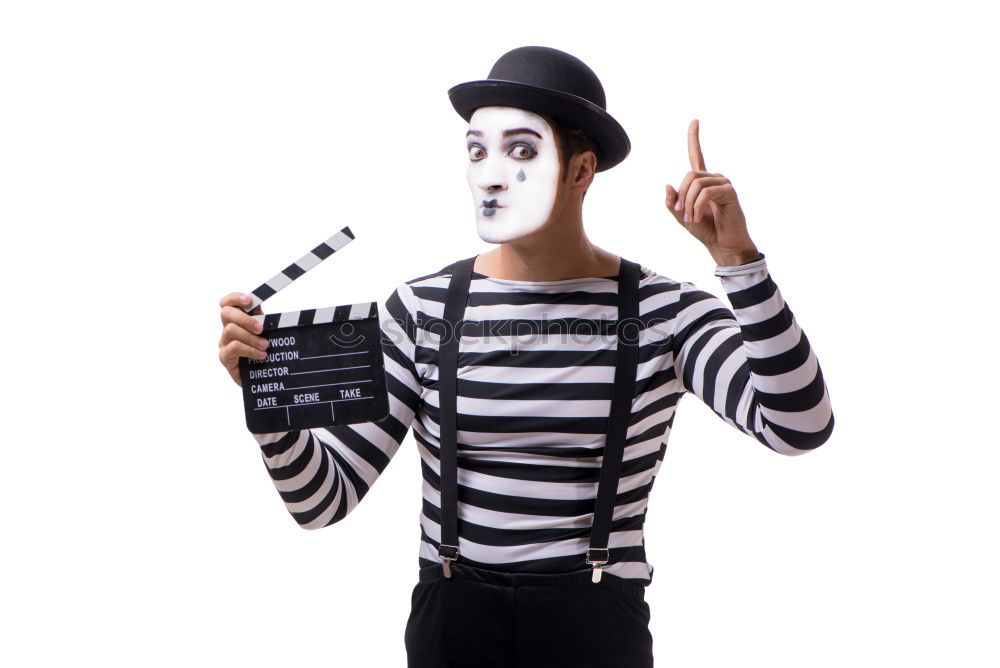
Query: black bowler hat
448 45 631 172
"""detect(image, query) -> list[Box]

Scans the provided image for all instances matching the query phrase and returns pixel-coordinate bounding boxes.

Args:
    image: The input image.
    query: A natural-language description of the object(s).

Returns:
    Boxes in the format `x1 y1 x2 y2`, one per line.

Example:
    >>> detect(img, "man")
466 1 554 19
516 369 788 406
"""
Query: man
218 45 834 667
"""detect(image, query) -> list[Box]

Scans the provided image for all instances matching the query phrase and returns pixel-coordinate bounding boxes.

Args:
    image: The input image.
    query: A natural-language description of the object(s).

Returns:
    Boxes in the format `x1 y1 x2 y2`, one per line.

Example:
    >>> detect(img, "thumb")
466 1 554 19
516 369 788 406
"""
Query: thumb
709 200 722 222
240 294 264 316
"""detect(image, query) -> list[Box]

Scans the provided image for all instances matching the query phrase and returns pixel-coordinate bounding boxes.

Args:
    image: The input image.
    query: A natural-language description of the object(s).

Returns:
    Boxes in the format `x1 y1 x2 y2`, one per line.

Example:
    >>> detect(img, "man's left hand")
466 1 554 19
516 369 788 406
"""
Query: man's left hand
665 119 760 267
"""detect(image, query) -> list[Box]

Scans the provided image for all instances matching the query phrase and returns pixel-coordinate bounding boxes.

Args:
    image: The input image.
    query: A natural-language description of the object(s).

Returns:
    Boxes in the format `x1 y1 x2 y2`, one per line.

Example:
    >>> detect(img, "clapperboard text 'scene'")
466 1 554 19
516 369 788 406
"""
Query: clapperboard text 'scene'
236 226 390 434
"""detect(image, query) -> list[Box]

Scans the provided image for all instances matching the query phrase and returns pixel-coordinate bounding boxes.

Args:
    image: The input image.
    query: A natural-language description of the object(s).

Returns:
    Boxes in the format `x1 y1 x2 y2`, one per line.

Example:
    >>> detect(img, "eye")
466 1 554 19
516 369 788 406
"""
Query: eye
468 145 486 161
509 143 536 159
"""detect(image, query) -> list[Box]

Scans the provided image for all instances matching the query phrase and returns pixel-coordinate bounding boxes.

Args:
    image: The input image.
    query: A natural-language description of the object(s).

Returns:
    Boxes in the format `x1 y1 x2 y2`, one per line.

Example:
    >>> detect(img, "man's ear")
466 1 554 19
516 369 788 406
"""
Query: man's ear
570 150 597 193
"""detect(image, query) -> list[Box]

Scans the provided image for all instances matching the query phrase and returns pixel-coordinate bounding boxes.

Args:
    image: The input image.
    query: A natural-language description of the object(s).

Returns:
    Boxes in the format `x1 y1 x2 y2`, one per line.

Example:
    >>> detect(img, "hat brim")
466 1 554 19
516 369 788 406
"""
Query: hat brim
448 80 630 173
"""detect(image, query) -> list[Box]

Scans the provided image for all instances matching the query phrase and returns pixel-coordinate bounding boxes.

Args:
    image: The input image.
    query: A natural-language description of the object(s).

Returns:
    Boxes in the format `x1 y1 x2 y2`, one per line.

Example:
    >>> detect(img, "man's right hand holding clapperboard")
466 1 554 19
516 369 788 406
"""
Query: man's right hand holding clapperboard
218 293 267 386
217 227 390 434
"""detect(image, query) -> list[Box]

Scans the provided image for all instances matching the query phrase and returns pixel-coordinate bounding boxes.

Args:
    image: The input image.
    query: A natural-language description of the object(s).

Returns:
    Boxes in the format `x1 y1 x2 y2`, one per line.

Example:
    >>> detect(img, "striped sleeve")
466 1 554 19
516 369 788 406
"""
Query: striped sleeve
249 283 423 528
670 253 835 455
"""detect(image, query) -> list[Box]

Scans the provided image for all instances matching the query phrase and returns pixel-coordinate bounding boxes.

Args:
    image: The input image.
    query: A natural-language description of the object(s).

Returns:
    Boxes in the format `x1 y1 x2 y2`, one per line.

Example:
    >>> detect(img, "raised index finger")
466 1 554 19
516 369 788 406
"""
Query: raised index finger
687 118 707 172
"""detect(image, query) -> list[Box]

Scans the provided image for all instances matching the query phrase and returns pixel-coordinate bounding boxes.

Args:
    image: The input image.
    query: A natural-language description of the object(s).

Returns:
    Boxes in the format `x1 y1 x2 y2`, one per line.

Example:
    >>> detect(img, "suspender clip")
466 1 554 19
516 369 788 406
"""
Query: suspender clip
586 548 610 583
438 544 460 578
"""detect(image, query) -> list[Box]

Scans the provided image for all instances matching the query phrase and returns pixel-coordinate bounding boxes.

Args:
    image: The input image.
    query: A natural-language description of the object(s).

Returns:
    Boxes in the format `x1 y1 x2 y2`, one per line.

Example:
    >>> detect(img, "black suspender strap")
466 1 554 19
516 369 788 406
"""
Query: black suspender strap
436 255 476 578
587 257 642 583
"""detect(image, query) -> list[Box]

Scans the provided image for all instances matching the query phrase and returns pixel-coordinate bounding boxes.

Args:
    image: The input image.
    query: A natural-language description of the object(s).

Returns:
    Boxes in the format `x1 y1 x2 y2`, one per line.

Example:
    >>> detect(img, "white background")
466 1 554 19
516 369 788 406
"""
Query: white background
2 1 997 666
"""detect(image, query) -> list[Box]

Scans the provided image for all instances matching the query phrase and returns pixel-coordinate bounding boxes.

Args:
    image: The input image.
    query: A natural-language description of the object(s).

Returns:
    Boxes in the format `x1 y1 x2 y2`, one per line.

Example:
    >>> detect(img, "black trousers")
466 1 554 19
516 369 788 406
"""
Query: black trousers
404 563 654 667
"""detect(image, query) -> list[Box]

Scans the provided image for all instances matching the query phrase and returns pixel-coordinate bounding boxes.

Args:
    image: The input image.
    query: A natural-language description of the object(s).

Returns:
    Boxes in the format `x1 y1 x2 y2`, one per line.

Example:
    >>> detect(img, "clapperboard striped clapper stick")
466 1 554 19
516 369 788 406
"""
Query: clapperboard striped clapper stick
236 225 390 434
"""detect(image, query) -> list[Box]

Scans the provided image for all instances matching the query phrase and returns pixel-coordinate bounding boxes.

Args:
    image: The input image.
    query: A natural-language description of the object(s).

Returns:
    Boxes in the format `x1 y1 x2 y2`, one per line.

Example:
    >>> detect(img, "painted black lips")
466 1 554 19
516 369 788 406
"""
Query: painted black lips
483 199 500 208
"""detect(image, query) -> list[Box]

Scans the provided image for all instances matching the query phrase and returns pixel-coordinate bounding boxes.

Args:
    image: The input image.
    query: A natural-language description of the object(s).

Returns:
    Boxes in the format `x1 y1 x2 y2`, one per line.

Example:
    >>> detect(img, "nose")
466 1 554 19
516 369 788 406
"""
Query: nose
476 155 508 195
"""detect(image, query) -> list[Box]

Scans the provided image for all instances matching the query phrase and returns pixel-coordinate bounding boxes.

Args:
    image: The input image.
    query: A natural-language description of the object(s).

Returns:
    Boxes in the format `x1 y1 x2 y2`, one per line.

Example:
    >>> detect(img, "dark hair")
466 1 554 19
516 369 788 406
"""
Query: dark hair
538 113 600 200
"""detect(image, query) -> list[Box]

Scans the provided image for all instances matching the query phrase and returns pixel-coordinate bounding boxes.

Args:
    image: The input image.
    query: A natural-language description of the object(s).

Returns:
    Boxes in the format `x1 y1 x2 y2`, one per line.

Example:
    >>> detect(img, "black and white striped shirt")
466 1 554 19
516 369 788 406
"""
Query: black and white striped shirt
251 253 835 585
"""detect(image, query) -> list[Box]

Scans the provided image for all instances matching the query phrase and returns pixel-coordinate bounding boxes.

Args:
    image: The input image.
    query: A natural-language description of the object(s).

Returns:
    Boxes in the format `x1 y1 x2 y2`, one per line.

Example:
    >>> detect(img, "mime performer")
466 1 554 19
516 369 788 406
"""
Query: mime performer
217 45 835 668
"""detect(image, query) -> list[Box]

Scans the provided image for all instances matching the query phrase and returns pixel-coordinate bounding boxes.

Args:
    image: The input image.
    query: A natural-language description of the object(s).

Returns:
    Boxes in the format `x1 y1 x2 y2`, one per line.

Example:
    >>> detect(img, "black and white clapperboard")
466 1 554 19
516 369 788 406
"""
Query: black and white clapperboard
236 226 390 434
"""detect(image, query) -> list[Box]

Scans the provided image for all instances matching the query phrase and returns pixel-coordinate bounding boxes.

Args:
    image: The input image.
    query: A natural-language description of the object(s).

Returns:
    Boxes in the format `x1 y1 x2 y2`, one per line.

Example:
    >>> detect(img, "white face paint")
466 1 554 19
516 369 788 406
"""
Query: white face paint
466 106 562 244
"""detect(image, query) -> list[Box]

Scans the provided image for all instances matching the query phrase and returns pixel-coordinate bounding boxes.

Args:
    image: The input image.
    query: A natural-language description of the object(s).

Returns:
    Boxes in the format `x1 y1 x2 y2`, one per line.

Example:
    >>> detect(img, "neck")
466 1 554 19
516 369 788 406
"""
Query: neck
475 197 619 281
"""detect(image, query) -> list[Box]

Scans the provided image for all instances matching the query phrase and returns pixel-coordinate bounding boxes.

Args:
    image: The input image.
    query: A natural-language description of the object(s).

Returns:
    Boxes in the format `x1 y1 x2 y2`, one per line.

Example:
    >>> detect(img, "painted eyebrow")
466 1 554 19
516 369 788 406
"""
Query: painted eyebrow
466 127 544 140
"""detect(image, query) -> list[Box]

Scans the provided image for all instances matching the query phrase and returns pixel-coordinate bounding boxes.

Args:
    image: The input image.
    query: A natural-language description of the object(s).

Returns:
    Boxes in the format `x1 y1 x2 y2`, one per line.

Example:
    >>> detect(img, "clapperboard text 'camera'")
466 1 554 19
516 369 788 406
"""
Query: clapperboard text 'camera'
236 226 390 434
